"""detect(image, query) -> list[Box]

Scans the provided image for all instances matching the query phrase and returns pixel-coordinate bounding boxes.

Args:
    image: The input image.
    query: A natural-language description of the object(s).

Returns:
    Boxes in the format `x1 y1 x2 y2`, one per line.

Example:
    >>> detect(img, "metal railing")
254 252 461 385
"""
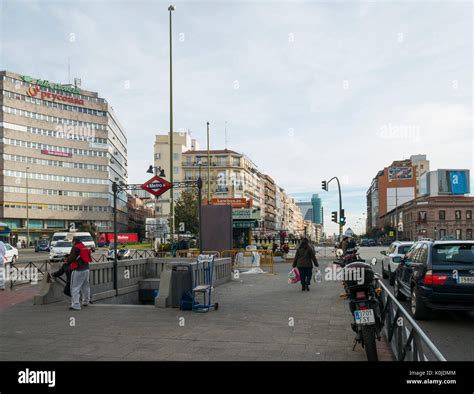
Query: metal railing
377 277 447 361
7 260 52 287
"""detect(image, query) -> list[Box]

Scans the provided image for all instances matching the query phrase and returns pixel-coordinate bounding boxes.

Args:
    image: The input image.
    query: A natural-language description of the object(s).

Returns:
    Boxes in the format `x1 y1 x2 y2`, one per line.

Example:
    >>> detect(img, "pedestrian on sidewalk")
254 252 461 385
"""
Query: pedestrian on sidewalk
292 238 319 291
67 237 92 310
0 240 6 290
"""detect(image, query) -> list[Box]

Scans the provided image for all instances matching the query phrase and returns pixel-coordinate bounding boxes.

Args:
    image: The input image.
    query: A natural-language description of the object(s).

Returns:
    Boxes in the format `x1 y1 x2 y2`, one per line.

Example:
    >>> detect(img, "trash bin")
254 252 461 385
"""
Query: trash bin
170 264 193 308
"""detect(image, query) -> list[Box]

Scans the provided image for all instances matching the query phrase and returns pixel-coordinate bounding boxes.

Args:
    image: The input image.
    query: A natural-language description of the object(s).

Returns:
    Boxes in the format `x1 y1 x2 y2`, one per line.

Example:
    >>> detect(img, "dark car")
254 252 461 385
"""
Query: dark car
35 239 50 252
394 240 474 320
360 239 370 247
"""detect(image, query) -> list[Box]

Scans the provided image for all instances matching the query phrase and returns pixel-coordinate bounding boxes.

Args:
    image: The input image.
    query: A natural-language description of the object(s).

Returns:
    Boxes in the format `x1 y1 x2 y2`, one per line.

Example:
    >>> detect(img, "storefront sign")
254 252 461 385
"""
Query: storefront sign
232 208 261 220
233 221 257 229
41 149 72 158
27 85 84 105
212 197 248 208
21 75 81 95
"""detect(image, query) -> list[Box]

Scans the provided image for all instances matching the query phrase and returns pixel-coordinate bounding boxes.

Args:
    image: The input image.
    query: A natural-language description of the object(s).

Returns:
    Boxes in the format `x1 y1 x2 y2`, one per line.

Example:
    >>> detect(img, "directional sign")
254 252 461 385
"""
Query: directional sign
141 176 173 197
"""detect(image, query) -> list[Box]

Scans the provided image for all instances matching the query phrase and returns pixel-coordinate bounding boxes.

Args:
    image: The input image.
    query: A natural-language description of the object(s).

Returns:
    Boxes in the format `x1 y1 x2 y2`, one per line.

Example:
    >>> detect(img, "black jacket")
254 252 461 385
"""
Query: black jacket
292 246 319 268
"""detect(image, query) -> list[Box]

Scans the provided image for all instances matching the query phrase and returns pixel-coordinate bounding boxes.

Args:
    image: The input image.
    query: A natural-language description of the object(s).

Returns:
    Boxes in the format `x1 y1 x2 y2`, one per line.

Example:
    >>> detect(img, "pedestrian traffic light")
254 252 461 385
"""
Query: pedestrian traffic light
331 211 338 223
322 180 328 191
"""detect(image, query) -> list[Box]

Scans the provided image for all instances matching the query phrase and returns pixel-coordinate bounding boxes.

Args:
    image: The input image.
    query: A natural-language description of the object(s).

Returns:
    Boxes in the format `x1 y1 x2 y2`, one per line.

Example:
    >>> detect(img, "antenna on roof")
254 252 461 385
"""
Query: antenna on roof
224 121 228 149
68 56 71 84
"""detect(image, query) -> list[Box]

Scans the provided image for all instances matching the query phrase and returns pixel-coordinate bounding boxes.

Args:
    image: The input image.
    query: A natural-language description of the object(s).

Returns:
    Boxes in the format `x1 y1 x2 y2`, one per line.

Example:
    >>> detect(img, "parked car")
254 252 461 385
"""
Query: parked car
4 243 18 264
360 239 370 247
50 232 68 247
49 241 72 262
380 241 414 285
394 240 474 320
368 239 377 247
35 239 50 252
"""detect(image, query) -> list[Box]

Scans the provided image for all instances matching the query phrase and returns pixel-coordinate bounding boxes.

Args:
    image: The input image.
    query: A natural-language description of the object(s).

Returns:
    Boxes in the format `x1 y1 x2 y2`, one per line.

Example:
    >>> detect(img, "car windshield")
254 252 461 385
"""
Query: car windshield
52 235 66 242
39 240 49 245
55 242 72 248
398 245 413 255
74 236 93 242
432 244 474 264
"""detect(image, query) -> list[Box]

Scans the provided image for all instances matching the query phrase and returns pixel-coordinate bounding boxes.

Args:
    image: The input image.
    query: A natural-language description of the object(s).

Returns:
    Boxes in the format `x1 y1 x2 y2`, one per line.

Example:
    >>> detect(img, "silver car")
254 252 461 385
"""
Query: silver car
380 241 414 285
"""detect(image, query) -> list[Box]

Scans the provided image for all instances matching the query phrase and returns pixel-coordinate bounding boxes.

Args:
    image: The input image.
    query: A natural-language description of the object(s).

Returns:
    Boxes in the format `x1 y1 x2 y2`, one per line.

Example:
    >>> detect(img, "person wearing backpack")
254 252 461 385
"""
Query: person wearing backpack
292 238 319 291
67 237 92 310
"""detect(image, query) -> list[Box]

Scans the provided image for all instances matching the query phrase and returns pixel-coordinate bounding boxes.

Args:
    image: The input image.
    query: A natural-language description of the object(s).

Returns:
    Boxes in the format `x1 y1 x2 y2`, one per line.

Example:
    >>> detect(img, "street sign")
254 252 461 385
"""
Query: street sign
141 176 173 197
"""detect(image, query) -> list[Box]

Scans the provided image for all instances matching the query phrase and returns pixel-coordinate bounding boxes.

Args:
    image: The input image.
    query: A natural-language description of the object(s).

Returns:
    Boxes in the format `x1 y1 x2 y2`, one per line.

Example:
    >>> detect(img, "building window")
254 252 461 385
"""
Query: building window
439 210 446 220
467 229 473 240
455 229 462 240
455 210 462 220
467 210 472 220
439 229 446 239
155 153 161 160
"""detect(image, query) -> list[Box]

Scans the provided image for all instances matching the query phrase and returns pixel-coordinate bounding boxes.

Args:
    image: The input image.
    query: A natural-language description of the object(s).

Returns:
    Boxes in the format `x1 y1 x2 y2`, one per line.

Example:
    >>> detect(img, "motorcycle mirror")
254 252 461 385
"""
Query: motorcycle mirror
371 257 377 266
336 248 343 257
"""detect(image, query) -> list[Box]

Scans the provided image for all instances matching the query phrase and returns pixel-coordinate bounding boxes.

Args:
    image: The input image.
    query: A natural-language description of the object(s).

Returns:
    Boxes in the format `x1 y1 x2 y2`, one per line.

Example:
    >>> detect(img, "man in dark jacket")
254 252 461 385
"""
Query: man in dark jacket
292 238 319 291
67 237 92 310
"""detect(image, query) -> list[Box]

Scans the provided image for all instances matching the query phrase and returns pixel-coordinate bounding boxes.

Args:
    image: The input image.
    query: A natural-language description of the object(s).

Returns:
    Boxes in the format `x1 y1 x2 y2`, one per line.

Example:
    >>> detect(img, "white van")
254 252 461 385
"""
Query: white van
65 232 96 251
51 232 68 247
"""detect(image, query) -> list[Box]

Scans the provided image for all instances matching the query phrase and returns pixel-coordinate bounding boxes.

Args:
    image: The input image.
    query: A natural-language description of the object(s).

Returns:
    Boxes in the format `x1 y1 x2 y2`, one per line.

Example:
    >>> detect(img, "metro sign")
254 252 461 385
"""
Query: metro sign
141 175 173 197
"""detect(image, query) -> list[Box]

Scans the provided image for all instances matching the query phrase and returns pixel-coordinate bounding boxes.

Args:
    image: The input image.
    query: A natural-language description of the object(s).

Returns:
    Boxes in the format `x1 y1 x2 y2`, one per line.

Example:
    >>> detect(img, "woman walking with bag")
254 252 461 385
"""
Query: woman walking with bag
292 238 319 291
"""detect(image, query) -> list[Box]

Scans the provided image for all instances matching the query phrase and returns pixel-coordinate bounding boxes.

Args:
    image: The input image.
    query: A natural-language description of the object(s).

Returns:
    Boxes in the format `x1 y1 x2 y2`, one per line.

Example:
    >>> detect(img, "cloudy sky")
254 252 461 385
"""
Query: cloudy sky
1 0 472 235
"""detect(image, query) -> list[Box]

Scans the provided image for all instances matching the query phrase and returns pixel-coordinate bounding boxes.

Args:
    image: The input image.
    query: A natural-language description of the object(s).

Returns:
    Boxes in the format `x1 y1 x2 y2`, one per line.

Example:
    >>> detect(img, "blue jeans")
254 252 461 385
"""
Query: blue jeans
299 267 313 288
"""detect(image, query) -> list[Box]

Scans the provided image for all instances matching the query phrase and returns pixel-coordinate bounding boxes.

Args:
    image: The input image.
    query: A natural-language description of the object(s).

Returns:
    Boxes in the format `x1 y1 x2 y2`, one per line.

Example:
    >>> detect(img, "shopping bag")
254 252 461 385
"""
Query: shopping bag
288 267 300 284
313 269 322 283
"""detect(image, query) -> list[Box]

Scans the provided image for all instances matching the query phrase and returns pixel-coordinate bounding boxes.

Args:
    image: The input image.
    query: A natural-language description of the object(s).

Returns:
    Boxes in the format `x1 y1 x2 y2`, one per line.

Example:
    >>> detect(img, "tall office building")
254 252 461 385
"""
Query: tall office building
0 71 128 245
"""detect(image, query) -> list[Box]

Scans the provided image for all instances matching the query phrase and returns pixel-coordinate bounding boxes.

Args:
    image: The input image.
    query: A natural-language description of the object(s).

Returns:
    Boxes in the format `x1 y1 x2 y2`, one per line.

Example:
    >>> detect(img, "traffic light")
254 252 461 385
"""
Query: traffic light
331 211 338 223
339 209 346 226
321 180 328 191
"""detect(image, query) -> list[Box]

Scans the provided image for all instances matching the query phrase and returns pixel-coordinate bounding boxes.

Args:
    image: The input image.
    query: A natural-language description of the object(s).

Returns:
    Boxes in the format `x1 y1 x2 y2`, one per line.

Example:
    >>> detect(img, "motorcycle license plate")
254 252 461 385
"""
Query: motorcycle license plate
354 309 375 325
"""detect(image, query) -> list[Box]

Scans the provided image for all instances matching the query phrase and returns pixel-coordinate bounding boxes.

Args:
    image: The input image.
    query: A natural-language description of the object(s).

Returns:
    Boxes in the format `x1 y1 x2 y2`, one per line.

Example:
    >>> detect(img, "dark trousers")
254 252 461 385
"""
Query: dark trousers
299 267 313 288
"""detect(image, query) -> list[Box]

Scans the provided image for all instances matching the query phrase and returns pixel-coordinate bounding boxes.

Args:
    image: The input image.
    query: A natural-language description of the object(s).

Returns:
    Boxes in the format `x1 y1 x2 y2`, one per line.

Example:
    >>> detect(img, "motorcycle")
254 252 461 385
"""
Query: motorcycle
335 247 365 266
334 256 384 361
106 247 132 261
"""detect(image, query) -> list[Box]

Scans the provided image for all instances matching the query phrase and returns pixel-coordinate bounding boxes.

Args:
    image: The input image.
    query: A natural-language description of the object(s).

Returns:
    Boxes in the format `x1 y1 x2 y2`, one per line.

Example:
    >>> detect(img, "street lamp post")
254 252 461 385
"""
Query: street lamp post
26 166 30 248
196 161 203 252
168 4 175 243
206 121 210 203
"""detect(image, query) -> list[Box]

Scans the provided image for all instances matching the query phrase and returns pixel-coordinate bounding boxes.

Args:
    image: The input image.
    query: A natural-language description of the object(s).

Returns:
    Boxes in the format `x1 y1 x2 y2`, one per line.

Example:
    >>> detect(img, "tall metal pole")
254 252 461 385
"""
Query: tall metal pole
207 121 210 203
325 176 343 241
26 166 30 248
168 5 175 243
198 164 203 253
395 186 399 240
112 182 118 294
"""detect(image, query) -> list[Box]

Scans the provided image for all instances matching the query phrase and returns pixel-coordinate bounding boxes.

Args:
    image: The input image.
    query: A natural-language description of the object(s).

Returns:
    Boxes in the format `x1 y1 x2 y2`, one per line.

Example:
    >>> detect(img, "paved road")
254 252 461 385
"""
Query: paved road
358 246 474 361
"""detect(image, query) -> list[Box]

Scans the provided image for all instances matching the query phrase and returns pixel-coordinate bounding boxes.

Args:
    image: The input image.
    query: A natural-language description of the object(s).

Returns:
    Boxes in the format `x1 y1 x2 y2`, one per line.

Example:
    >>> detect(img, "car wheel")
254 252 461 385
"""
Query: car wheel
411 287 430 320
394 280 406 301
382 261 388 279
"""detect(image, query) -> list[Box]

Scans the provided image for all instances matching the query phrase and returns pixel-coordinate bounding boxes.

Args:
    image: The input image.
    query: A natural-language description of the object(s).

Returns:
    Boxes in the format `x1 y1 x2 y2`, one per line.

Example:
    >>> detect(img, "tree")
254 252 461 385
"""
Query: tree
174 190 199 236
79 223 98 243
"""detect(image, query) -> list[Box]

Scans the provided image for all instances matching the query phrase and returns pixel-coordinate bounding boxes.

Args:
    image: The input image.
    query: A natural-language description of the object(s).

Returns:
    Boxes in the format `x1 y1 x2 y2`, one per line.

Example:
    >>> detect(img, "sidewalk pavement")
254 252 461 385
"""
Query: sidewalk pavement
0 258 393 361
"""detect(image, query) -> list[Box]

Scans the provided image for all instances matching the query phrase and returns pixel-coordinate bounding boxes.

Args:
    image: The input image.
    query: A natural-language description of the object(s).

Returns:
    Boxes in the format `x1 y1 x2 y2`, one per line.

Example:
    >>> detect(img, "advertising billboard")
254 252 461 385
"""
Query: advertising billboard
438 169 470 195
388 166 413 180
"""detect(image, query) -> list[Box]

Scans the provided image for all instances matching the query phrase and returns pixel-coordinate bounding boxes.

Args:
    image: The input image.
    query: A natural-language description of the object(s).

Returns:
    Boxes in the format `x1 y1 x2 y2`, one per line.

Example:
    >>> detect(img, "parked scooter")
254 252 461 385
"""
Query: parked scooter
106 246 131 261
334 256 384 361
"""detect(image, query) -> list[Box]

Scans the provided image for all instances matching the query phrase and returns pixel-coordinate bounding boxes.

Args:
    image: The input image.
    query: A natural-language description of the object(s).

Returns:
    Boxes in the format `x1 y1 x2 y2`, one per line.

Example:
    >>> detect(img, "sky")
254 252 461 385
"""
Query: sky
1 0 473 235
